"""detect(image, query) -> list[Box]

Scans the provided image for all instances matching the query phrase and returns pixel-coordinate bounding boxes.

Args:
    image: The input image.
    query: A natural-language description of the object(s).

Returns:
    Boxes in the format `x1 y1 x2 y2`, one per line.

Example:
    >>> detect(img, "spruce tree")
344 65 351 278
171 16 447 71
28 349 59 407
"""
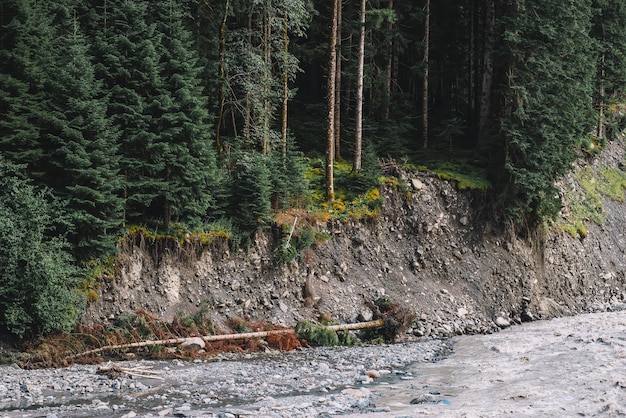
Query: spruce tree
89 0 164 224
499 0 597 222
0 0 58 176
0 1 123 260
591 0 626 139
147 0 219 230
45 7 124 260
228 152 272 235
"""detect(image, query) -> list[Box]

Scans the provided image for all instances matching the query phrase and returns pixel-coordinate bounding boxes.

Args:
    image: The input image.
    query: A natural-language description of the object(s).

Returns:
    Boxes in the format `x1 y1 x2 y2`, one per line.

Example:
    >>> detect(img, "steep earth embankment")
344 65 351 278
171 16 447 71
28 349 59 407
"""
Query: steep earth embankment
85 140 626 337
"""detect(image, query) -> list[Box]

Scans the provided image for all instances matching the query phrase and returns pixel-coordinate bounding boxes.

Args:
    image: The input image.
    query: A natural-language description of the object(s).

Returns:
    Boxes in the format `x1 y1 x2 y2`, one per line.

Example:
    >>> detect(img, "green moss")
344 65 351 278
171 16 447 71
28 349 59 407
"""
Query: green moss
557 167 607 238
597 167 626 201
125 223 232 247
426 163 491 191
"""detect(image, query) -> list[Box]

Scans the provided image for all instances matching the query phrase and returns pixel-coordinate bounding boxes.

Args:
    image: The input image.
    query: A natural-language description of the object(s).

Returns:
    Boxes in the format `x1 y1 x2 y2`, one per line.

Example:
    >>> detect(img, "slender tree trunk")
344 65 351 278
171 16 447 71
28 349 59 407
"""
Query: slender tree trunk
244 14 252 147
468 0 476 139
262 1 272 154
383 0 394 121
215 0 230 159
353 0 366 172
326 0 339 203
597 52 606 139
343 33 353 134
281 14 289 157
422 0 430 149
477 0 495 149
334 0 342 160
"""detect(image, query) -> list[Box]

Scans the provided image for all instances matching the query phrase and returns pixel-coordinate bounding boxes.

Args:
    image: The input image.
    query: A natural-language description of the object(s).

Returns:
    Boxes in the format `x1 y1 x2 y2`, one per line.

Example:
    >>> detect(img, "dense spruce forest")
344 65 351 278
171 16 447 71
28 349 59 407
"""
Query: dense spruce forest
1 0 626 338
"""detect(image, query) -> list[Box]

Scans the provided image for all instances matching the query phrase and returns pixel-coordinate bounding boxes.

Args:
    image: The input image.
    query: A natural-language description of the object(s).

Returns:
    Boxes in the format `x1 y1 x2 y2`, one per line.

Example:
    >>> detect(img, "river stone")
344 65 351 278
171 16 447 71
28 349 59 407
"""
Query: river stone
410 393 437 404
222 408 256 416
495 317 511 328
179 337 206 351
342 388 370 398
157 408 173 416
411 179 424 190
358 307 374 322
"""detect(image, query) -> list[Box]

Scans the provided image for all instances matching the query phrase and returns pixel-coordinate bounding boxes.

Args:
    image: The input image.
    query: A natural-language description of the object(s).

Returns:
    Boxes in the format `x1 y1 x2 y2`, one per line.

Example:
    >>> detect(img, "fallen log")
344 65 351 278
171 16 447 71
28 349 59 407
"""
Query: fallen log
68 319 384 360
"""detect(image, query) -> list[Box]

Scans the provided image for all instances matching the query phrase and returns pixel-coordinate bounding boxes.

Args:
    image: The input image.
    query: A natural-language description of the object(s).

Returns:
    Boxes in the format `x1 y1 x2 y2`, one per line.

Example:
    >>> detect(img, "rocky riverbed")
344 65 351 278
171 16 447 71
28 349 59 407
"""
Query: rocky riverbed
0 338 451 417
2 310 626 417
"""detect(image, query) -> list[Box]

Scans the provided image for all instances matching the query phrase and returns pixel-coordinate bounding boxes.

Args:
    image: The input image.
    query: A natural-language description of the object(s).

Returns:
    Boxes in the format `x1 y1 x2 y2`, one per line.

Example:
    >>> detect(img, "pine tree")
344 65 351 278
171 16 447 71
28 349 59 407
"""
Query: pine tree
44 6 123 260
228 152 272 234
0 1 123 260
147 0 219 229
0 0 59 176
499 0 597 222
591 0 626 139
89 0 164 225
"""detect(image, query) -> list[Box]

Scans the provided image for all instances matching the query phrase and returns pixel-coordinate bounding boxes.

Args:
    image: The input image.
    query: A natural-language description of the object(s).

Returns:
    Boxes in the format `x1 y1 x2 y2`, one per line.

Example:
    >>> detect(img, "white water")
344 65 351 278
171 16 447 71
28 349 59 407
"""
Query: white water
356 311 626 417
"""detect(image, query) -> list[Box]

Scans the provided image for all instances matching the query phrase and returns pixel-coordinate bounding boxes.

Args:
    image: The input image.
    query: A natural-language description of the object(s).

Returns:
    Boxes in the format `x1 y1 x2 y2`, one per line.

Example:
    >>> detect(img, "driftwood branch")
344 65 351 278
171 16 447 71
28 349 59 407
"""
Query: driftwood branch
97 362 164 380
284 216 298 247
68 319 384 360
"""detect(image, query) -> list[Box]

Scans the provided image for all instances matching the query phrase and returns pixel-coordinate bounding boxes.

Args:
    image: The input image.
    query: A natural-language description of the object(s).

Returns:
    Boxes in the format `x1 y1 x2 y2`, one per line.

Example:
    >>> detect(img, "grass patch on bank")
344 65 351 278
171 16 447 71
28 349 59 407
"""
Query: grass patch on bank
557 164 626 238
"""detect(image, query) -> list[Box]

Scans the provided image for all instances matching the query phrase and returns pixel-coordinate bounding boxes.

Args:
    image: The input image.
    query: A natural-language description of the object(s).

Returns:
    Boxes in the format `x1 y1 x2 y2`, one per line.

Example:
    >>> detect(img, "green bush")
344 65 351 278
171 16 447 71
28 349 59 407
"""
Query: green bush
294 320 340 346
0 157 85 338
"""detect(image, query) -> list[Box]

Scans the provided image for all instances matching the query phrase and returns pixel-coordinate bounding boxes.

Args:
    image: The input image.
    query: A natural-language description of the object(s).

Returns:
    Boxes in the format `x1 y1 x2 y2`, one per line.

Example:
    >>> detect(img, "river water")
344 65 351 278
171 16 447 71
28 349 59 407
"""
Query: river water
355 310 626 417
1 311 625 417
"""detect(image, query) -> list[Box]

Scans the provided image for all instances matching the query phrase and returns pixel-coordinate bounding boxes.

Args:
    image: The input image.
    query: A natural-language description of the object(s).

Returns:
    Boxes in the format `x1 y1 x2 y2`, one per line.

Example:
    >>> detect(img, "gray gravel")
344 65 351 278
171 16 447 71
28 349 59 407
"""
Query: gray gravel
0 339 450 417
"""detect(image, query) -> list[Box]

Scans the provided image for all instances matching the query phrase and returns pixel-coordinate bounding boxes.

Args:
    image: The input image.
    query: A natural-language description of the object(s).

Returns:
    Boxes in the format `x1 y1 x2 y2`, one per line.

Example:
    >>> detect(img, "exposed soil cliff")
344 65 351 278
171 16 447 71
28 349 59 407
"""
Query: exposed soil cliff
85 140 626 337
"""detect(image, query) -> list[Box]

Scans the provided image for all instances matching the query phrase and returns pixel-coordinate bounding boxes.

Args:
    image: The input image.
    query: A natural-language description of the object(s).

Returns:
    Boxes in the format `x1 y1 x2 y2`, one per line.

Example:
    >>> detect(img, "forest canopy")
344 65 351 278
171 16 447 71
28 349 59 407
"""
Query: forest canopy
1 0 626 337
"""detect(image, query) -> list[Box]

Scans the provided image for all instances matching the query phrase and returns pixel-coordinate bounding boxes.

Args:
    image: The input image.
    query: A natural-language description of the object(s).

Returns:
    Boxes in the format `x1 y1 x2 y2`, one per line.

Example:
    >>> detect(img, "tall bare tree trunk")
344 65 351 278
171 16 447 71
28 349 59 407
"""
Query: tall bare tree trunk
383 0 394 121
353 0 366 172
262 1 272 155
468 0 476 139
244 14 252 147
334 0 343 160
477 0 495 149
215 0 230 159
597 52 606 139
326 0 339 203
281 14 289 157
422 0 430 149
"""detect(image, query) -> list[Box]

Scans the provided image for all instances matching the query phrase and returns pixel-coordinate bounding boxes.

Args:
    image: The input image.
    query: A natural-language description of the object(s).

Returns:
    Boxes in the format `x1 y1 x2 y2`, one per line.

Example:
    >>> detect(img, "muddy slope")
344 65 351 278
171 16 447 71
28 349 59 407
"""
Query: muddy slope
85 140 626 336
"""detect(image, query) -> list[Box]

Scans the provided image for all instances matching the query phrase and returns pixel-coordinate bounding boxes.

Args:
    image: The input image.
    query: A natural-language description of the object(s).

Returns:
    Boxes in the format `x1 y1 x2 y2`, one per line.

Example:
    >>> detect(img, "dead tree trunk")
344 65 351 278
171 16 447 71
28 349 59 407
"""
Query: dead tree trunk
422 0 430 149
353 0 366 172
326 0 340 202
477 0 495 149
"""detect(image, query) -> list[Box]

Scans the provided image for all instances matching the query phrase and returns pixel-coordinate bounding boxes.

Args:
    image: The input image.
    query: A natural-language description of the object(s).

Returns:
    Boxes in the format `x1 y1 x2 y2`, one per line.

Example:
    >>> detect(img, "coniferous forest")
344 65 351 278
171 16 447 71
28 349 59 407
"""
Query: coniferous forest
1 0 626 338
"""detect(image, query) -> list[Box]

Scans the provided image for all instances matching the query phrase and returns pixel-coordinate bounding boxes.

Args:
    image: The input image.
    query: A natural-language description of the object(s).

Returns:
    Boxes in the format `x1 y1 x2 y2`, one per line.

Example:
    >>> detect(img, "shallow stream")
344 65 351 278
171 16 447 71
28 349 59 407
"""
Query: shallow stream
1 311 625 417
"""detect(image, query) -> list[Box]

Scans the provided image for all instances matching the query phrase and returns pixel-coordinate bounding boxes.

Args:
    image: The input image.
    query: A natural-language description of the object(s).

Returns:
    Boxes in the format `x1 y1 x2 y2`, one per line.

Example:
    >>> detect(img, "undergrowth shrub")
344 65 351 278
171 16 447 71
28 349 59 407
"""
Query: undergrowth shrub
294 320 358 347
0 157 85 339
295 320 340 346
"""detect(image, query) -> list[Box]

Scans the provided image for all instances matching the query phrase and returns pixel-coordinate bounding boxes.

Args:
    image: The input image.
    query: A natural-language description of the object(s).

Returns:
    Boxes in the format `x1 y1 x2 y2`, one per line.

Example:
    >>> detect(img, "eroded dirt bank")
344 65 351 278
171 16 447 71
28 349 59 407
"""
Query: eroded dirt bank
85 140 626 337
